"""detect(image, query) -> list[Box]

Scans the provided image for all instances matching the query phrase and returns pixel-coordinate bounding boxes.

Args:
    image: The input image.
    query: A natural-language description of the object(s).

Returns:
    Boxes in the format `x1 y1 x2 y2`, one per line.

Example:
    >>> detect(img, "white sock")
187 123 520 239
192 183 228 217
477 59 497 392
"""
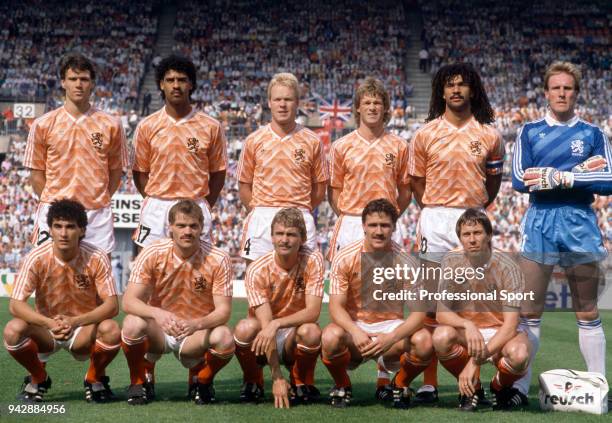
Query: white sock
578 318 606 375
513 318 541 395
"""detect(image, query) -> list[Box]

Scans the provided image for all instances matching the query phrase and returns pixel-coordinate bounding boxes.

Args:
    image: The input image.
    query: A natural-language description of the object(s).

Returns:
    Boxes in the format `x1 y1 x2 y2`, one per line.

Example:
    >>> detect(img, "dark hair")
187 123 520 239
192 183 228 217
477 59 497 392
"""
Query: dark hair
455 208 493 238
168 200 203 225
47 199 88 229
59 53 96 81
427 63 494 125
155 55 197 99
362 198 398 225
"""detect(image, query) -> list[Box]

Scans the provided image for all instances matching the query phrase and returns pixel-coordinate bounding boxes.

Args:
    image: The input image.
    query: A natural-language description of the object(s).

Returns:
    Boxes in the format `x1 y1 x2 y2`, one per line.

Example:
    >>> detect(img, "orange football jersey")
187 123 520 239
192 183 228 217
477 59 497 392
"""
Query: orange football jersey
437 249 524 328
245 247 324 318
237 124 328 210
24 106 128 209
129 239 232 320
408 116 504 207
329 130 410 215
132 107 227 200
12 241 117 317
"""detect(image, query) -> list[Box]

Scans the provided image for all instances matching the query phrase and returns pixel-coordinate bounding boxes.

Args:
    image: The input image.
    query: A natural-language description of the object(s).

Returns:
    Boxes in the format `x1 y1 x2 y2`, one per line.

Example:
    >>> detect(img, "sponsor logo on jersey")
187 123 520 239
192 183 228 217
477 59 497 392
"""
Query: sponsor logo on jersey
469 140 482 156
570 140 585 156
90 132 104 151
187 137 200 153
384 152 396 167
74 274 91 289
294 148 306 163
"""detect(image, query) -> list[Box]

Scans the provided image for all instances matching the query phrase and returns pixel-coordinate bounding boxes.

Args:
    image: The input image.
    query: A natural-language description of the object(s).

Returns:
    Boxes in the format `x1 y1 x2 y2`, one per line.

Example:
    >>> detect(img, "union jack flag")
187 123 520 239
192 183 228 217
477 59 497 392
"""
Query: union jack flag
315 95 352 122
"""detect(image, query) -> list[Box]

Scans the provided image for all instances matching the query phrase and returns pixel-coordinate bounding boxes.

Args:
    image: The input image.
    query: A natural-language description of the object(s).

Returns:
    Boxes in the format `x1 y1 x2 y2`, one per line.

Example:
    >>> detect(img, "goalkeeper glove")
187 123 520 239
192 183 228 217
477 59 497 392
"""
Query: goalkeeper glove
571 155 607 173
523 167 574 191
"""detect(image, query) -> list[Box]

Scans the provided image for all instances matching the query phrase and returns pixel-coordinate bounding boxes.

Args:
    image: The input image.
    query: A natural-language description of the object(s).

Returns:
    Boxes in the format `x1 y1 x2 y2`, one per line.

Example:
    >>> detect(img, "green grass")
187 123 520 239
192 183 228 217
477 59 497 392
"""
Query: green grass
0 298 610 422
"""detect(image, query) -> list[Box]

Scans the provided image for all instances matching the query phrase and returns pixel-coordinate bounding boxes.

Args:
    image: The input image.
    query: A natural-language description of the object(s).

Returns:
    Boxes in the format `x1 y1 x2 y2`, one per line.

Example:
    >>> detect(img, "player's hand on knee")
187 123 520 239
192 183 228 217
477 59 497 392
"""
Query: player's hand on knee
272 377 291 409
252 327 276 357
572 155 607 173
52 315 75 340
176 319 198 339
524 167 573 191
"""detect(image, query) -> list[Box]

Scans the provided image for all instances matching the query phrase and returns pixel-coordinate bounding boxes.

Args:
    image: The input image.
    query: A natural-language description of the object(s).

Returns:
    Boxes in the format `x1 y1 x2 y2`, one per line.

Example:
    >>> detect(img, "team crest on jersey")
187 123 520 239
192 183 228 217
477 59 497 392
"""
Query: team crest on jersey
295 275 305 292
469 140 482 156
570 140 585 156
294 148 306 163
90 132 104 151
74 274 91 289
193 275 207 292
384 153 396 167
187 137 200 153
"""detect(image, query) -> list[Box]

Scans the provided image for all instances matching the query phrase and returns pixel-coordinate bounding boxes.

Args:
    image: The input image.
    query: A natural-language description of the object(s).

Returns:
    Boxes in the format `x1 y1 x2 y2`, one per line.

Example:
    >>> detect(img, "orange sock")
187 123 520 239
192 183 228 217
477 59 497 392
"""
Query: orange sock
376 363 391 387
235 340 264 386
321 349 351 388
86 340 120 383
291 344 320 386
438 344 470 379
198 349 233 384
491 357 525 390
6 338 47 384
395 353 430 388
423 356 438 387
189 362 205 385
121 335 148 385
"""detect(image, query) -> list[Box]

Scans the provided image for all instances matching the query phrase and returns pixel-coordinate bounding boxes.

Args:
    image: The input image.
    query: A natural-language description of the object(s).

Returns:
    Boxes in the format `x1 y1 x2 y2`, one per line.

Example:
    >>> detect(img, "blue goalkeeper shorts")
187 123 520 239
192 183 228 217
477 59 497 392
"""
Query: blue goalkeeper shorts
520 202 607 267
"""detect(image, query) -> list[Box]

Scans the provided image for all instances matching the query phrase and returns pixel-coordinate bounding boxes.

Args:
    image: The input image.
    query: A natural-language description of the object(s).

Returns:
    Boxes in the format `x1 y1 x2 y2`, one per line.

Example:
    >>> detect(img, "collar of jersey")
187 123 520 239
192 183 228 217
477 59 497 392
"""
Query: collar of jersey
164 106 196 125
440 115 475 132
268 123 300 141
62 105 94 124
544 111 579 127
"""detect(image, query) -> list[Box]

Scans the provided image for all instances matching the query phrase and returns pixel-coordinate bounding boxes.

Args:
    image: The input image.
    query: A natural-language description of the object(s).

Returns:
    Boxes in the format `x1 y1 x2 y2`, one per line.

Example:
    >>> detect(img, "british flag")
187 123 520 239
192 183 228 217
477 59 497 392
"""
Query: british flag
315 95 352 122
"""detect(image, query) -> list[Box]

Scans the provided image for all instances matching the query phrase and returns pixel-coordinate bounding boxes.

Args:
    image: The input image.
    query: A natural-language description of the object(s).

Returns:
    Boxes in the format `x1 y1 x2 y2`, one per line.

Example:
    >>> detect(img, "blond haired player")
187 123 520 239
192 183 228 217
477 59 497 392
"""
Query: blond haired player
121 200 233 406
408 63 504 403
328 77 411 263
24 54 128 253
132 55 227 247
234 208 324 408
238 72 328 262
322 199 433 408
3 199 121 403
433 209 531 411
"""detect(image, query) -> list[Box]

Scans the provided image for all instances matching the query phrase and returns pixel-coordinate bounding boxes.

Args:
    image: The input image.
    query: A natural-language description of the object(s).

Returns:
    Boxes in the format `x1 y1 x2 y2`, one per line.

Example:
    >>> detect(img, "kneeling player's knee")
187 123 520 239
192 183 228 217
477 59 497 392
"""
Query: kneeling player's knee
234 319 259 344
506 342 530 369
97 319 121 344
411 329 433 357
321 324 344 354
210 325 234 352
3 319 29 344
296 323 321 347
432 326 455 353
121 315 148 339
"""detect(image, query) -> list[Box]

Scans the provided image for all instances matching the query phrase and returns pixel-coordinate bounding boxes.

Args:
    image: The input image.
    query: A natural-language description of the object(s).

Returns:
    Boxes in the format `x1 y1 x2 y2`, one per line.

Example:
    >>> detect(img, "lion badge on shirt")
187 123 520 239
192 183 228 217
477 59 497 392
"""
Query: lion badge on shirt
90 132 104 151
187 137 200 154
74 274 91 289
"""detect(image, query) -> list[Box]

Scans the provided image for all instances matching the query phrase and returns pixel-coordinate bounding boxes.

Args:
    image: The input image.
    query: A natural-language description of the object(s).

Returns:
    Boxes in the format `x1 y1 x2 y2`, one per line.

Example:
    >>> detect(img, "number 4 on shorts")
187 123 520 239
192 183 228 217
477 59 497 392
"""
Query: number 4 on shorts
243 238 251 256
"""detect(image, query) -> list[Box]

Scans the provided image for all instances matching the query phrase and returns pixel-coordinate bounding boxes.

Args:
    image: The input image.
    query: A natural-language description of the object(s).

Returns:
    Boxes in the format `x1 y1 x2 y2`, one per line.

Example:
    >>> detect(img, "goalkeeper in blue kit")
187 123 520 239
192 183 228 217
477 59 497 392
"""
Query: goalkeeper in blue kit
511 61 611 400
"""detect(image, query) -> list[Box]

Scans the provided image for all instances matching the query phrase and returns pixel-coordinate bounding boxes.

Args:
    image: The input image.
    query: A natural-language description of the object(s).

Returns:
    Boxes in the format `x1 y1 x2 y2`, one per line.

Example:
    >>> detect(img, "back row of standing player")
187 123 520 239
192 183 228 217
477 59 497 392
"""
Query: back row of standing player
22 54 611 404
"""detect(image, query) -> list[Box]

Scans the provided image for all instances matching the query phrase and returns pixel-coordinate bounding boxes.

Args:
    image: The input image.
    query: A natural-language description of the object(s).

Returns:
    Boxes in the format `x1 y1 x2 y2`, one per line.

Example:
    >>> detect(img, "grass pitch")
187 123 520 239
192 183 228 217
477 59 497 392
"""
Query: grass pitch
0 298 610 422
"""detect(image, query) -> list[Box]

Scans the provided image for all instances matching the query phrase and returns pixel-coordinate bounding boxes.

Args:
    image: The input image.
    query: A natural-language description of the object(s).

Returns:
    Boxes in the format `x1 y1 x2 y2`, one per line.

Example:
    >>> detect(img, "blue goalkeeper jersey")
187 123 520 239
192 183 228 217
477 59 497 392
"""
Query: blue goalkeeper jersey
512 113 612 204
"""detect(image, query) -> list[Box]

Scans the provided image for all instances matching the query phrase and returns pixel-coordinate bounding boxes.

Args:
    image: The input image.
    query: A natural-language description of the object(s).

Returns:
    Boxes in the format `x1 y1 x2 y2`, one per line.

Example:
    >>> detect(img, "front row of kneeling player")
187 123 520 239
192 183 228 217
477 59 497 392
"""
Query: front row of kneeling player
3 198 531 410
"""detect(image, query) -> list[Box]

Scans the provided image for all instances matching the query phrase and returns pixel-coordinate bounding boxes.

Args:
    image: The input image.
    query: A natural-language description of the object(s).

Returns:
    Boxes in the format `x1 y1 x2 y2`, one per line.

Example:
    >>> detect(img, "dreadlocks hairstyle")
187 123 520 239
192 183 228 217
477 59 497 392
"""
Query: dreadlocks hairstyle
426 63 495 125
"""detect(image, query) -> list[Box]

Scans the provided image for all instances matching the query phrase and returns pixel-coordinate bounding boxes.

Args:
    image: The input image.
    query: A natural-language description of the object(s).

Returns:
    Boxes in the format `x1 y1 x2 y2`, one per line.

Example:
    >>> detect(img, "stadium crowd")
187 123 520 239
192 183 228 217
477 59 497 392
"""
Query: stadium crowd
0 0 610 276
0 0 158 114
